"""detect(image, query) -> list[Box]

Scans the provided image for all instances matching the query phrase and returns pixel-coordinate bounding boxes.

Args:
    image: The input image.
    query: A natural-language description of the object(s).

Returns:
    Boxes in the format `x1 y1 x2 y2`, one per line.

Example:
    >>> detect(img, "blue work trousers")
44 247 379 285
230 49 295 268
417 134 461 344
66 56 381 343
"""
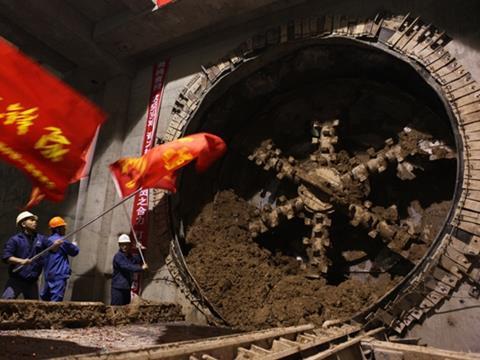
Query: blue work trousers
111 287 131 305
2 277 39 300
40 279 67 302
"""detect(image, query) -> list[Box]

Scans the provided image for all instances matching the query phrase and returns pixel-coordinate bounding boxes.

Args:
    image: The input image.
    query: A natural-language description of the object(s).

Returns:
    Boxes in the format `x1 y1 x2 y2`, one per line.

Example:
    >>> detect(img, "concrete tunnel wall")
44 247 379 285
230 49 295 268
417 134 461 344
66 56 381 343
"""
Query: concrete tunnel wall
1 0 480 330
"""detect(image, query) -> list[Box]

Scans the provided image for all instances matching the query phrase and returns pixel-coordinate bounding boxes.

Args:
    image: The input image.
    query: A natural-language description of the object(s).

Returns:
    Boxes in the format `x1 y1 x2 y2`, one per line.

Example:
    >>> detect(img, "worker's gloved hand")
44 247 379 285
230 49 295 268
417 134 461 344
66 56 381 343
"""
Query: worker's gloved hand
51 239 64 251
142 263 149 271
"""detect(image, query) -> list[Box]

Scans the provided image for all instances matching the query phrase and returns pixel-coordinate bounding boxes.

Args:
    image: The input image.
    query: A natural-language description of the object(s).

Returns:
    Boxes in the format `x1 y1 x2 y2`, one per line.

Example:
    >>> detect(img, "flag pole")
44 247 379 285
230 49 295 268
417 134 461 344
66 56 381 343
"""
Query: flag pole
120 199 147 265
72 126 100 244
13 188 142 273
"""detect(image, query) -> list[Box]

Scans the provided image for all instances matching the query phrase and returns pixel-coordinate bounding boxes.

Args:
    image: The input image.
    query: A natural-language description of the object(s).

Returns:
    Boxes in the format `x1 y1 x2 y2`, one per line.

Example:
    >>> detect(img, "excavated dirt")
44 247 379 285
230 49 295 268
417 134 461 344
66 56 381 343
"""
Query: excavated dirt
181 74 456 330
185 191 401 330
0 298 184 330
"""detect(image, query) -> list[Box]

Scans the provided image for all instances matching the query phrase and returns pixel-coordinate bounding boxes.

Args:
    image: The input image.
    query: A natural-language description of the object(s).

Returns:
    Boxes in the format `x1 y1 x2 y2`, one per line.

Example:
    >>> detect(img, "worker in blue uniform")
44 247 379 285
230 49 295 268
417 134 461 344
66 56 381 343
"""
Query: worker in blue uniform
111 234 148 305
2 211 61 299
40 216 79 302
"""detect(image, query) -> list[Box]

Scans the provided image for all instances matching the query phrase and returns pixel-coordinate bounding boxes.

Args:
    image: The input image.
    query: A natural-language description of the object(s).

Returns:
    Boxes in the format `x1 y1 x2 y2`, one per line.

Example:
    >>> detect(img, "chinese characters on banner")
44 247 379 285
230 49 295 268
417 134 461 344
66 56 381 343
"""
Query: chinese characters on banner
0 38 106 208
110 133 227 198
130 60 169 294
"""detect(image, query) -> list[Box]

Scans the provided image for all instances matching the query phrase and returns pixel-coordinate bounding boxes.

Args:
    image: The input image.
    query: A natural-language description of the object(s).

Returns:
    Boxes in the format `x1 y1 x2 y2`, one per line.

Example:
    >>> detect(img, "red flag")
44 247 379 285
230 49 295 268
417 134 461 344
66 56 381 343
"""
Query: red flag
156 0 173 7
0 39 106 208
109 133 226 198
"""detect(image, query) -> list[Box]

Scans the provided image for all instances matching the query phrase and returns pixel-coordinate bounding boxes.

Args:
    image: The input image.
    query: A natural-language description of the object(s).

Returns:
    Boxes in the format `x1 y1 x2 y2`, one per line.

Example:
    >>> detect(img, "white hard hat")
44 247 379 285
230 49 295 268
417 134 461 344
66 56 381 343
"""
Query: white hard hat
118 234 131 244
16 211 38 226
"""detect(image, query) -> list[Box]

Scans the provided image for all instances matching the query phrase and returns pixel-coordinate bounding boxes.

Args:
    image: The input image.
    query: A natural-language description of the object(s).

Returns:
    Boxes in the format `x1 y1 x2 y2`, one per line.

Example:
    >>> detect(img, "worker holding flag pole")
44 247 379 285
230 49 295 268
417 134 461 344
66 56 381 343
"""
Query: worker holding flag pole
1 36 227 302
12 133 227 274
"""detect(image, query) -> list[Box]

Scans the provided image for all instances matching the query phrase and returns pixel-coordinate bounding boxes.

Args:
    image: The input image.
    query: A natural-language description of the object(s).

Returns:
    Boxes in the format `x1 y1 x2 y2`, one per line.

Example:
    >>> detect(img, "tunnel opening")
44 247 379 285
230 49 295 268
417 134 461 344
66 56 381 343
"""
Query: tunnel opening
171 39 458 329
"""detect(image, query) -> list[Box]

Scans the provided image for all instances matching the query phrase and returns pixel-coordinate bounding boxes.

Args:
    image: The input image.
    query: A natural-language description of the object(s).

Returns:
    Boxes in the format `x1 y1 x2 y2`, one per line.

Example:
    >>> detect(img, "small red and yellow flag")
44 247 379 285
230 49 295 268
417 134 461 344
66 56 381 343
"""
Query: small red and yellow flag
0 38 106 208
109 133 226 197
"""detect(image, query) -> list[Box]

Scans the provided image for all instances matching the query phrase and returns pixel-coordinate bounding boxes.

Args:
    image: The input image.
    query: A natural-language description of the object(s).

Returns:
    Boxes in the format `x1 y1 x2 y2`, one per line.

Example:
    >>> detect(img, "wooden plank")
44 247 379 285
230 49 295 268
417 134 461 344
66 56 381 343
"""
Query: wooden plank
462 119 480 131
439 254 464 278
351 18 367 36
432 266 460 288
463 198 480 213
407 26 438 56
436 66 467 85
347 18 359 36
455 220 480 237
465 189 480 201
421 46 447 65
456 210 480 223
466 160 480 170
449 234 480 256
396 19 423 50
448 83 480 101
401 24 430 53
456 102 480 117
365 340 480 360
443 73 474 92
415 32 446 60
463 178 480 190
470 235 480 252
445 246 472 271
459 110 480 125
464 132 480 142
427 52 454 72
454 90 480 108
385 14 411 46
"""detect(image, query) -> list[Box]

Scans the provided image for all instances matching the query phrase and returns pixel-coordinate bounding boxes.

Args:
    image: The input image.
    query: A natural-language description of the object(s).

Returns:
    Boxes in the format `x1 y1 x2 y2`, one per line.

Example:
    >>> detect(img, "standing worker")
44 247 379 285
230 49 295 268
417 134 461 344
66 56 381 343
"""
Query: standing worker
1 211 61 299
111 234 148 305
41 216 79 302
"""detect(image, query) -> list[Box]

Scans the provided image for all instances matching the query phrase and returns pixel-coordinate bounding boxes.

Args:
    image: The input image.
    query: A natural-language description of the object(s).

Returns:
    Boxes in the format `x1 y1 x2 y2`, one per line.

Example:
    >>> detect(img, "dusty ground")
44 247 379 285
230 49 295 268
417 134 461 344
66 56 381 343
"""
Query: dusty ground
0 323 237 359
185 191 407 330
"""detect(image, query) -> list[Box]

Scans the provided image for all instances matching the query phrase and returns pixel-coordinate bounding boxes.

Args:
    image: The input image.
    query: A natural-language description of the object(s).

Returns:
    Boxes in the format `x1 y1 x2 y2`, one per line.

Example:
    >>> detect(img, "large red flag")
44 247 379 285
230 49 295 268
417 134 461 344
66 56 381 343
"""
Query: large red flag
0 38 106 208
109 133 226 197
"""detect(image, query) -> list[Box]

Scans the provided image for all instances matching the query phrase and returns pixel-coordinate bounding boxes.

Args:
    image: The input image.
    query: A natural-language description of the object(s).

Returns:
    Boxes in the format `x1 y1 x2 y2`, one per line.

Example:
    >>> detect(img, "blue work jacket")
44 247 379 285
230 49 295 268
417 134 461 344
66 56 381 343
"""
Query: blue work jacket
43 233 79 281
2 232 48 282
112 251 142 290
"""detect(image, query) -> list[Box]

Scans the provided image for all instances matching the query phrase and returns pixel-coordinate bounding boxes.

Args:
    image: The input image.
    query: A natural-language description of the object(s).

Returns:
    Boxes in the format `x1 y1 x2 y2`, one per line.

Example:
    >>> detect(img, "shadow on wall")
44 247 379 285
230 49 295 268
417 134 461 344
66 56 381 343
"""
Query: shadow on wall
140 204 172 291
70 266 107 302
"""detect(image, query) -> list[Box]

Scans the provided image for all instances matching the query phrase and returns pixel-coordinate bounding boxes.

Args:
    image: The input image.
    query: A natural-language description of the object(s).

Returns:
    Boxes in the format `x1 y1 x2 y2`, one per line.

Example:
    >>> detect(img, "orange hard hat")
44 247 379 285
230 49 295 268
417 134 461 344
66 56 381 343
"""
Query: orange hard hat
49 216 66 228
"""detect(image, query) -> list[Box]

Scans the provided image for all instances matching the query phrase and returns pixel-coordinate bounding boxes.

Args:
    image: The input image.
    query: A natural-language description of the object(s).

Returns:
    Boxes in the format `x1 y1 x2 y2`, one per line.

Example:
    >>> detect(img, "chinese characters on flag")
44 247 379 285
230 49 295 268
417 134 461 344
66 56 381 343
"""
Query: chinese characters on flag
0 38 106 208
109 133 226 198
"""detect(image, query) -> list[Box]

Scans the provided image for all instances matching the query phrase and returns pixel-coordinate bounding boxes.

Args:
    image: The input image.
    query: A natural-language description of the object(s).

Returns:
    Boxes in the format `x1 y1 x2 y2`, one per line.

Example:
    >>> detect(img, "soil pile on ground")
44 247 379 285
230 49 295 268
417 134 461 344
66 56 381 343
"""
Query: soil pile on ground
185 190 398 330
0 299 184 330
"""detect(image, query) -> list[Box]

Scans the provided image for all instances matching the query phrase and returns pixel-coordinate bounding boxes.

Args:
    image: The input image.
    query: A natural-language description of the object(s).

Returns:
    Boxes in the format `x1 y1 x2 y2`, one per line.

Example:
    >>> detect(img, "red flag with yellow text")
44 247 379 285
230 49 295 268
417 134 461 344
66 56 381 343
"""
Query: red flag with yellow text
109 133 226 198
0 38 106 208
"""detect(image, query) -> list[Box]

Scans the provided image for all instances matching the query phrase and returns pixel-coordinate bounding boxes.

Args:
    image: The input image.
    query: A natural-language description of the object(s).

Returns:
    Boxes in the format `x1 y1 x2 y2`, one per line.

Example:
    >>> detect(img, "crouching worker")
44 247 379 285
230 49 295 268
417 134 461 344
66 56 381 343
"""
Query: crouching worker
111 234 148 305
41 217 79 302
